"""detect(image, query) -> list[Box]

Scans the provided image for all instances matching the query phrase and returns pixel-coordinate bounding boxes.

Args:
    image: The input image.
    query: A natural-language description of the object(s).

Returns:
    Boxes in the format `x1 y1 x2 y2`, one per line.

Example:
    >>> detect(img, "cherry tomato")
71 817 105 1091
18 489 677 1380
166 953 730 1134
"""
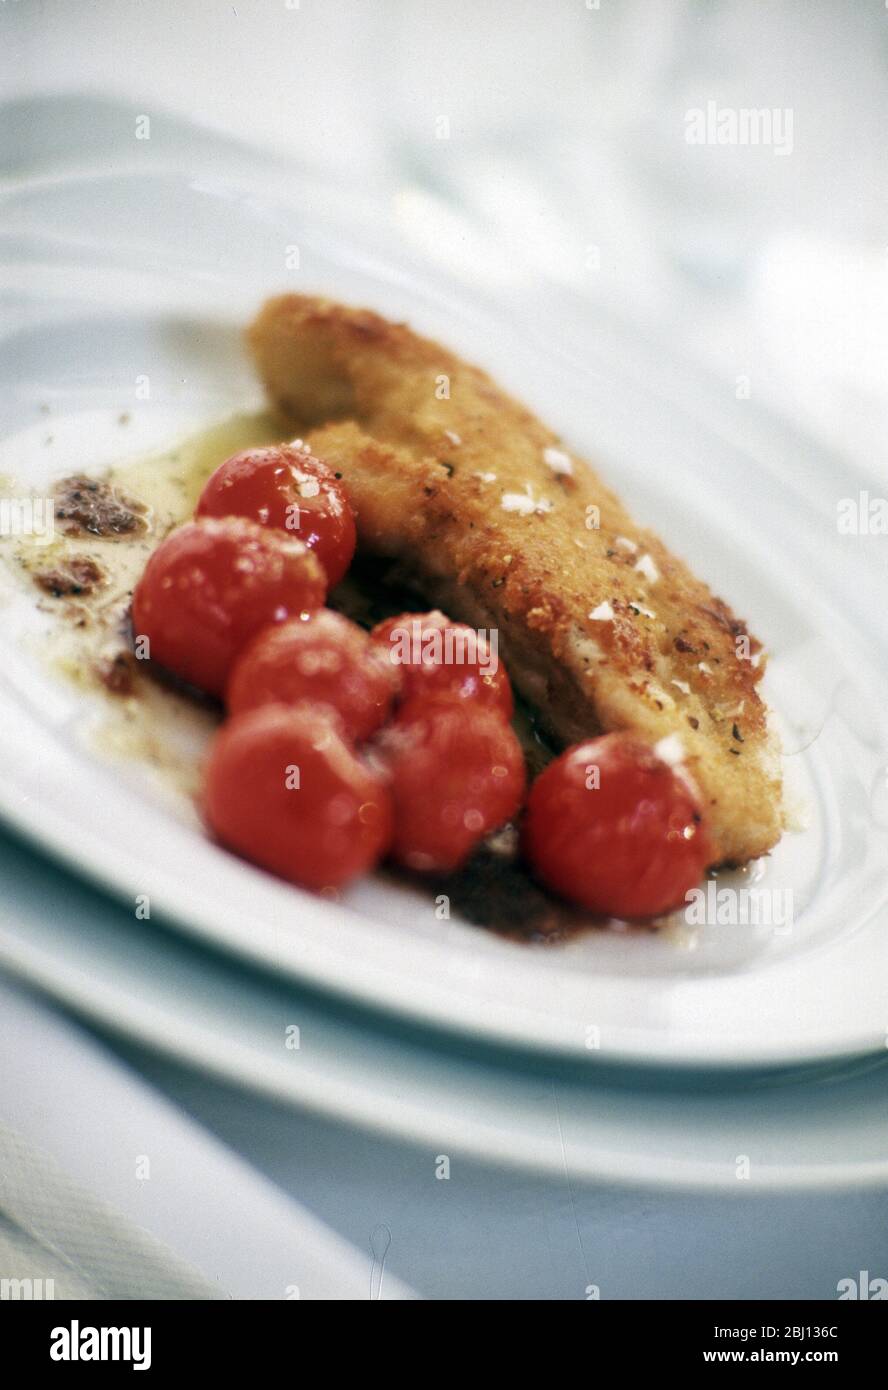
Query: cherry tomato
370 611 513 720
132 517 326 698
378 696 525 873
227 608 401 742
195 443 356 586
204 704 392 891
521 733 713 919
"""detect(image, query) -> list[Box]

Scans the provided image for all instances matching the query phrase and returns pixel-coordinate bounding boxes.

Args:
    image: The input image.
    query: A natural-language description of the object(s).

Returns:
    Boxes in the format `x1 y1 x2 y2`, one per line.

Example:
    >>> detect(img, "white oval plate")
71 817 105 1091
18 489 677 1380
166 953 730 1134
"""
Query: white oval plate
2 152 887 1070
2 829 888 1193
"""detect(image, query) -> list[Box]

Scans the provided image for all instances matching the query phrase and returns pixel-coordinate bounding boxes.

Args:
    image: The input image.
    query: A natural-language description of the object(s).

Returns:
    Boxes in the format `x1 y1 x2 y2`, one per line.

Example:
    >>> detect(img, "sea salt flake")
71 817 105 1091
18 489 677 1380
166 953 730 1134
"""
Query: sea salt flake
615 536 637 554
589 601 615 621
654 734 685 767
543 447 573 475
501 485 552 516
635 552 660 584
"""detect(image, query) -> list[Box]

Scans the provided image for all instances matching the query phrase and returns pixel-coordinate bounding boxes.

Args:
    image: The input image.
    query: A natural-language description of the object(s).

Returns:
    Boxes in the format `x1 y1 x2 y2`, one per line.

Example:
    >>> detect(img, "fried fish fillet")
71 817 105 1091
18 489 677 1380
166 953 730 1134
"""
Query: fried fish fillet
249 294 783 865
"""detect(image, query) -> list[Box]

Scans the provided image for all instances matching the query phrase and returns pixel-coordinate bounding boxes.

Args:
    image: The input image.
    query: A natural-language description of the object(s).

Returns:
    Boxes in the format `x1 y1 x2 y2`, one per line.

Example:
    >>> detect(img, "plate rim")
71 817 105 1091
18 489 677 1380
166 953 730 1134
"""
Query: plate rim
2 858 888 1195
0 728 886 1074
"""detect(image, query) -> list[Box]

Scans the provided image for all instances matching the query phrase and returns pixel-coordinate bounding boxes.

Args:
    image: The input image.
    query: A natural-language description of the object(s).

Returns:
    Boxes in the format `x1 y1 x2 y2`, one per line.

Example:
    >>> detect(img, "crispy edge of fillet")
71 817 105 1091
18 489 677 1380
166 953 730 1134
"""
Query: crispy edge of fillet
248 294 783 865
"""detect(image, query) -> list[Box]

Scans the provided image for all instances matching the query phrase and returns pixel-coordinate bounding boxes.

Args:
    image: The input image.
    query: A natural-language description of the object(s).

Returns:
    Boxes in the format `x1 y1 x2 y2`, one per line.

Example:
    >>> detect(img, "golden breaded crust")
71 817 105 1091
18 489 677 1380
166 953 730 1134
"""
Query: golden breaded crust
249 294 783 865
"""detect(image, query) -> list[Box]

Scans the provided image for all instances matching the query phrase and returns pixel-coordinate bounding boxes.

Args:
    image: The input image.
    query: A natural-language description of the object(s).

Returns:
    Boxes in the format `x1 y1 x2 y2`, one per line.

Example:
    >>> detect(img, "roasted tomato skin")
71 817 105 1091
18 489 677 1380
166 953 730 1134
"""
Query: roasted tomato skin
131 516 326 698
204 704 392 891
377 696 525 873
227 609 401 742
521 733 713 919
195 444 356 586
370 611 513 720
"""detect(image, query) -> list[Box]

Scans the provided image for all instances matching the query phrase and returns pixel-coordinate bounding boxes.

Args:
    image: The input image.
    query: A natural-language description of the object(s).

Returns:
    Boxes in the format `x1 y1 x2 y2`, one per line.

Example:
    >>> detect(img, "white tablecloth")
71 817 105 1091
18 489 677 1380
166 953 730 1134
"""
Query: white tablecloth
3 965 888 1300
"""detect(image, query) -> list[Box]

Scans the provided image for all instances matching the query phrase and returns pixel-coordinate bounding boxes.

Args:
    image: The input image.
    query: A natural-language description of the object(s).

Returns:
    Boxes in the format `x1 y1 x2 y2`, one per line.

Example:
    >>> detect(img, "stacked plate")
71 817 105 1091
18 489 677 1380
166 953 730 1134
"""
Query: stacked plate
2 100 887 1193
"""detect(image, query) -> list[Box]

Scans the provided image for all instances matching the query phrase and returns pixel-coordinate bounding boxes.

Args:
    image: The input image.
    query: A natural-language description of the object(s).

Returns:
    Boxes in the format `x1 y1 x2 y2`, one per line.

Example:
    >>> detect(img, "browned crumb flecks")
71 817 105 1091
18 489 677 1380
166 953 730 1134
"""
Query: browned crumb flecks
32 554 106 598
53 474 149 539
94 649 137 695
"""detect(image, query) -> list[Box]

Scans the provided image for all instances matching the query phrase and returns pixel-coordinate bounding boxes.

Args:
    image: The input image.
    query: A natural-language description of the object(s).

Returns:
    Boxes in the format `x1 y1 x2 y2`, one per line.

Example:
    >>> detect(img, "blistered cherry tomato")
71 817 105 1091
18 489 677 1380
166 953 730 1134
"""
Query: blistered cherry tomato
132 517 326 698
370 610 513 720
204 704 392 891
195 443 356 586
227 609 401 742
521 732 713 919
378 696 525 873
